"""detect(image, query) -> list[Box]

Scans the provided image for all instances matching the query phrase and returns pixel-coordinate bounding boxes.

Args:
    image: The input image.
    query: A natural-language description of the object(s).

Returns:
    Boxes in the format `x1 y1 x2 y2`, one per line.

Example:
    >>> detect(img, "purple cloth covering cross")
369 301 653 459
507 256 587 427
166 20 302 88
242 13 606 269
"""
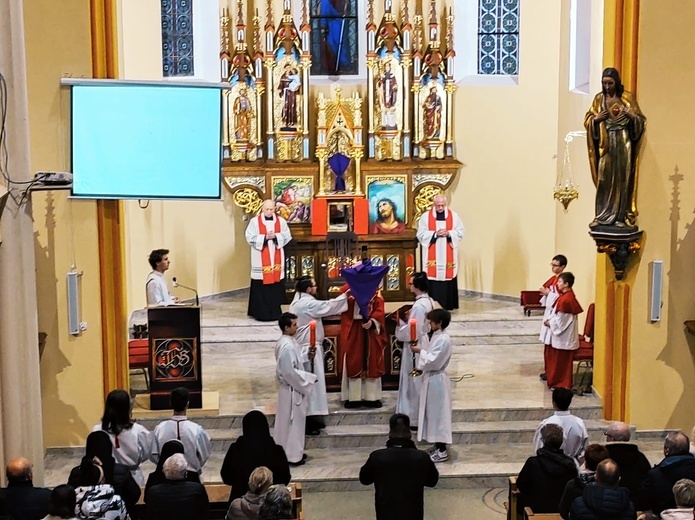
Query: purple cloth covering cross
341 259 389 318
328 153 350 191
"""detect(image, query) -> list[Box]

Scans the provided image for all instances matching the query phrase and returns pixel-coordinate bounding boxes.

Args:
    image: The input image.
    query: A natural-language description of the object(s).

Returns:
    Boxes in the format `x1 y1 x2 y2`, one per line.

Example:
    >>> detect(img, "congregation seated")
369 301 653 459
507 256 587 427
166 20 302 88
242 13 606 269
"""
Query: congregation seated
659 478 695 520
44 484 77 520
558 444 610 519
517 423 578 516
636 431 695 515
0 457 51 520
569 459 635 520
220 410 291 502
604 421 652 503
258 485 293 520
144 439 200 494
145 453 209 520
68 431 140 517
73 456 129 520
225 466 273 520
533 388 589 464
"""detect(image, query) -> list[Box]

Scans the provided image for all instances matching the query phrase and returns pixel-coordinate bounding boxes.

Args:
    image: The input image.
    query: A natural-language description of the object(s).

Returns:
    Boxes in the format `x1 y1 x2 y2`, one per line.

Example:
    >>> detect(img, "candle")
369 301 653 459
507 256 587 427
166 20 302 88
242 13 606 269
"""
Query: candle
309 320 316 347
409 318 417 342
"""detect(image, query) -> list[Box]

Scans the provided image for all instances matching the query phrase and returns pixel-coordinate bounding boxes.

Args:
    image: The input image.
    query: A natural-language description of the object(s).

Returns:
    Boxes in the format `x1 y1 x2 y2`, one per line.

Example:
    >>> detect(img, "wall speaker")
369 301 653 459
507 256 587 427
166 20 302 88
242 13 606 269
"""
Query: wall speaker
649 260 663 322
67 271 81 335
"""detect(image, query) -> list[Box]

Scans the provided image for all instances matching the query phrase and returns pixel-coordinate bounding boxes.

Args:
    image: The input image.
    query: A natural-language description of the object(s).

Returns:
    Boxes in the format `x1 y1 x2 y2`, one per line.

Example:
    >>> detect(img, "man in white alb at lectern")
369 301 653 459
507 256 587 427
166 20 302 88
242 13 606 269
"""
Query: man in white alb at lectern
146 248 179 306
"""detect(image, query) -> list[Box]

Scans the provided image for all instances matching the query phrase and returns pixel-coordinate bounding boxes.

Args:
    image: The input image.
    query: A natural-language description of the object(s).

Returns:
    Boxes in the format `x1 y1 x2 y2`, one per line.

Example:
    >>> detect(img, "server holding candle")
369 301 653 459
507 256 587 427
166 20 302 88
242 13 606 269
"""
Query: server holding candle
395 272 435 429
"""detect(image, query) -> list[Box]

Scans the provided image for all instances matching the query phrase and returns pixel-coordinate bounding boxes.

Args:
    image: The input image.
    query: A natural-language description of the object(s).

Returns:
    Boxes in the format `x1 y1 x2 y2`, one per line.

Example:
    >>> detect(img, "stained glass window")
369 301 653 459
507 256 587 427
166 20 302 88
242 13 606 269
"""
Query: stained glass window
478 0 519 75
161 0 194 77
310 0 359 76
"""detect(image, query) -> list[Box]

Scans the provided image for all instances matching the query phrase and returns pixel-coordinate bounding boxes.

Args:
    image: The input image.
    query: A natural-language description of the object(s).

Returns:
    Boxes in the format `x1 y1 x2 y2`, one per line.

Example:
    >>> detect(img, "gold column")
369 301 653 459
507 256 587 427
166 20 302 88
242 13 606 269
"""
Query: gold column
593 0 641 422
90 0 129 393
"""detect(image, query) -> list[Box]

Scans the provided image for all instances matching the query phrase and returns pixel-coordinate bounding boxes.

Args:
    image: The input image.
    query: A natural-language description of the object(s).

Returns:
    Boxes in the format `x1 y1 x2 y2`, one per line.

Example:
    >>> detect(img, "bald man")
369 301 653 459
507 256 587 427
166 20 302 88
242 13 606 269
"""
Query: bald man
569 459 635 519
0 458 51 520
603 421 651 503
245 199 293 321
416 194 464 310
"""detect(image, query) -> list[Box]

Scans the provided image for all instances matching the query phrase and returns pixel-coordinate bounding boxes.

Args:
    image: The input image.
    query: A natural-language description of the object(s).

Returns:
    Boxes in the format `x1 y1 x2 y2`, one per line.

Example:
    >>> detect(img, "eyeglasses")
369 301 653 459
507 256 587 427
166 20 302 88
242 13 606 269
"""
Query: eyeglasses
550 263 562 268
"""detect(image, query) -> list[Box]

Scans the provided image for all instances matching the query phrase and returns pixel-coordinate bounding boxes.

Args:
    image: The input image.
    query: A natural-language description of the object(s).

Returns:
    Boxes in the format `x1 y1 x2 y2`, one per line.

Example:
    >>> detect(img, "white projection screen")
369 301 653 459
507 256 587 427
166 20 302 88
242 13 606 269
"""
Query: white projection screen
71 82 222 199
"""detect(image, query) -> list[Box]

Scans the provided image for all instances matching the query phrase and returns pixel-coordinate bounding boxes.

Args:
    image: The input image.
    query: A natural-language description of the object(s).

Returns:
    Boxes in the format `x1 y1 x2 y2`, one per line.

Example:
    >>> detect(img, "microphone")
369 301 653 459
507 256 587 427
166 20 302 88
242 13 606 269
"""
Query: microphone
172 277 200 306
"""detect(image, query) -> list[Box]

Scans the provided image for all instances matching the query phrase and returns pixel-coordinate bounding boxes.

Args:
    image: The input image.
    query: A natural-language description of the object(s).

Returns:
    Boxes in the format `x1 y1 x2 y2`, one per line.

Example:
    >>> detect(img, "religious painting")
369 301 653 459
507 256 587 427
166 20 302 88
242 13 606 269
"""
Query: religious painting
310 0 359 75
272 176 313 224
366 175 407 234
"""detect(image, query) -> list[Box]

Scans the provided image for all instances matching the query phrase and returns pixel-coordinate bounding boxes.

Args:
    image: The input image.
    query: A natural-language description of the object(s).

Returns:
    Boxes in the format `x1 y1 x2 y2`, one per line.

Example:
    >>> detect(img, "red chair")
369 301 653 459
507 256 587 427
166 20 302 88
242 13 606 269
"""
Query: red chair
128 339 150 389
573 303 595 393
520 290 545 316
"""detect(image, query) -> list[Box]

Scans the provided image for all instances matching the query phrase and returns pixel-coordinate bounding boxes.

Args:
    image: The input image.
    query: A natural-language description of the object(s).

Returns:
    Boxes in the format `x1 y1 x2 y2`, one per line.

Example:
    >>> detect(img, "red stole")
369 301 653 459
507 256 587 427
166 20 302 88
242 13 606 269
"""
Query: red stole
426 210 454 279
257 216 282 285
554 289 583 315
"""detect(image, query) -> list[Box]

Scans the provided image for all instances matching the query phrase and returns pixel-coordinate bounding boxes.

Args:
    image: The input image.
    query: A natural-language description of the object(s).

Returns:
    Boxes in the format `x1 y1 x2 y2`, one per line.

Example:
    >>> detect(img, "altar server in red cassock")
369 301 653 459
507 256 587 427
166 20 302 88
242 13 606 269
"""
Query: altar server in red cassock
245 200 292 322
339 285 387 408
539 255 567 381
544 272 583 389
416 194 465 310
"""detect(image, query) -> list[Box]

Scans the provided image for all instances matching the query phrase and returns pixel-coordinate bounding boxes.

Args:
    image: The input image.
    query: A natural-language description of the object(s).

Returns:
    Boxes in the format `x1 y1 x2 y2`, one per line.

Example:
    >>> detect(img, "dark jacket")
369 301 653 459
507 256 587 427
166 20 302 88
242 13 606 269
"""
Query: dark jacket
69 462 141 517
516 447 578 515
0 481 51 520
636 453 695 514
605 442 651 501
569 483 635 520
359 438 439 520
145 479 209 520
559 472 596 519
220 438 291 502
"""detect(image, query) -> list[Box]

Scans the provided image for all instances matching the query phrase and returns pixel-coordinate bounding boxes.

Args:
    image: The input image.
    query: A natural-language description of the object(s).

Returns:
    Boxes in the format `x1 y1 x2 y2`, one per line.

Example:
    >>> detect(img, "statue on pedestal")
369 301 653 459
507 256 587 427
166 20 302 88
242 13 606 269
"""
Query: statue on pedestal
220 0 264 162
584 67 646 231
366 0 412 160
412 2 456 159
264 0 311 162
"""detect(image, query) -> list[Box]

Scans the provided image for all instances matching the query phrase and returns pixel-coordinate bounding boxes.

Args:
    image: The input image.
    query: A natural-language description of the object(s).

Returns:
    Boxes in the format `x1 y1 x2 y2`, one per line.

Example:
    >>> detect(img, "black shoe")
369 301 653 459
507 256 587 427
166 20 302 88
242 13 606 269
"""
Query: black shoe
363 400 383 409
539 373 547 381
344 400 362 409
409 426 418 432
306 416 325 430
288 458 306 466
305 429 321 436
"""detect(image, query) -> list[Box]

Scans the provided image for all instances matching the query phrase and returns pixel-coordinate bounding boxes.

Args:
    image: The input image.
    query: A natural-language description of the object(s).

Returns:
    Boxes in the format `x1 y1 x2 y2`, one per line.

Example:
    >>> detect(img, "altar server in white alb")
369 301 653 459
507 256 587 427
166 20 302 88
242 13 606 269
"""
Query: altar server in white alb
150 387 212 480
538 254 567 382
93 389 153 485
146 248 179 306
274 312 318 466
394 272 435 428
416 194 465 310
289 276 349 434
246 200 292 322
410 308 453 463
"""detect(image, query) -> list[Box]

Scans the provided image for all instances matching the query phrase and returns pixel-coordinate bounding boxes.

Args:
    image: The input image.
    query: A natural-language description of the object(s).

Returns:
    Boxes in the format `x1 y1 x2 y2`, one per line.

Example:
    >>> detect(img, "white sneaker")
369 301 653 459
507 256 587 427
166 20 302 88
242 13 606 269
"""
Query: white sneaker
430 449 449 463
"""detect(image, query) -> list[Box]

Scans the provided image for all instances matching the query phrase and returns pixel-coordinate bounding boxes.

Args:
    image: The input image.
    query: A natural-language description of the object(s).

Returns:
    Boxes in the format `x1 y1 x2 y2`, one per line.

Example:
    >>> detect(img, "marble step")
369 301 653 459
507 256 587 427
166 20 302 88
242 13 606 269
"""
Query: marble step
44 439 666 491
135 401 604 431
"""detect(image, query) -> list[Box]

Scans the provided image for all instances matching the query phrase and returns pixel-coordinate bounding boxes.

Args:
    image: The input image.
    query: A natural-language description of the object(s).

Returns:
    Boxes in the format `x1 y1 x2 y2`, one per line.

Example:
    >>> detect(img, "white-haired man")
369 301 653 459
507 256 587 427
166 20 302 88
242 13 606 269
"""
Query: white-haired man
145 453 209 519
416 194 464 310
245 199 292 321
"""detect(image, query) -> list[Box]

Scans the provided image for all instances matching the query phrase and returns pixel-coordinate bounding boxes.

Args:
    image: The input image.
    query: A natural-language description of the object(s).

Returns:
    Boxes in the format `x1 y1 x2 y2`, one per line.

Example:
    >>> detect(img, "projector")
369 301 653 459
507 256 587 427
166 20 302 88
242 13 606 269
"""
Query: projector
35 171 73 185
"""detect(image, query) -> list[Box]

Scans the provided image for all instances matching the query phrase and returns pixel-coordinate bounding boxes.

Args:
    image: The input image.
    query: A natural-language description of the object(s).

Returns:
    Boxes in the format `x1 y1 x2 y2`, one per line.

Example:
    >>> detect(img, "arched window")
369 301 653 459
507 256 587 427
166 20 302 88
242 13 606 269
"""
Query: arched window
478 0 520 75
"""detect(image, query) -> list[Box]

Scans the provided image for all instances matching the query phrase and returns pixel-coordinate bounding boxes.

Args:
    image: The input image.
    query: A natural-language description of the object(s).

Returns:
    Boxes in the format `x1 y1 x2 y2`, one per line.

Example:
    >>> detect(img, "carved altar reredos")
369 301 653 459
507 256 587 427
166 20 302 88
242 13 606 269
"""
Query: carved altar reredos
316 87 364 195
220 0 264 162
222 1 461 300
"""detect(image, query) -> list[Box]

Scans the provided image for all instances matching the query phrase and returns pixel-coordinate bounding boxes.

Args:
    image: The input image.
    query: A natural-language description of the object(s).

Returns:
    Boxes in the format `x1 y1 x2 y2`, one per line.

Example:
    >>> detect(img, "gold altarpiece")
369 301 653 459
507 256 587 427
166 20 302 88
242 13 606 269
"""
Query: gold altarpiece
222 0 461 304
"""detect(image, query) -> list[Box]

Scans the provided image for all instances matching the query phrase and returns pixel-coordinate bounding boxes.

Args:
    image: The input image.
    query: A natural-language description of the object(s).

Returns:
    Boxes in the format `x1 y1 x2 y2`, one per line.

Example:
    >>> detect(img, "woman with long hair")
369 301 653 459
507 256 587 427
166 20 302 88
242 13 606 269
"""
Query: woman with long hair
220 410 291 502
92 390 152 485
68 431 140 518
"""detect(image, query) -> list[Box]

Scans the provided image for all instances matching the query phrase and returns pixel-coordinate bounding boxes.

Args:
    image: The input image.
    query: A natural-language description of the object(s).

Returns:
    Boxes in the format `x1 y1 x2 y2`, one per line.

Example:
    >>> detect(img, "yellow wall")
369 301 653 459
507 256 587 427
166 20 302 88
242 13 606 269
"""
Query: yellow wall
24 0 107 446
626 0 695 429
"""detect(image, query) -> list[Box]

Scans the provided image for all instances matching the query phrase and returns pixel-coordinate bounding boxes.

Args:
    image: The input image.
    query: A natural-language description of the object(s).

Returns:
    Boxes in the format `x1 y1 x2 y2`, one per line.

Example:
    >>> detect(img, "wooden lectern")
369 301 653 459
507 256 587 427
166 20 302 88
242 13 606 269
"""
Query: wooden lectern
147 306 202 410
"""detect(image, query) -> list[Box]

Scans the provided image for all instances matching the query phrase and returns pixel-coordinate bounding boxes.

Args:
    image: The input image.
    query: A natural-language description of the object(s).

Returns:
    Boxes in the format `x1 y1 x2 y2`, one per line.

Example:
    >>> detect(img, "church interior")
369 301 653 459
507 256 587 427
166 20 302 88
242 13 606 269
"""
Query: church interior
1 0 695 516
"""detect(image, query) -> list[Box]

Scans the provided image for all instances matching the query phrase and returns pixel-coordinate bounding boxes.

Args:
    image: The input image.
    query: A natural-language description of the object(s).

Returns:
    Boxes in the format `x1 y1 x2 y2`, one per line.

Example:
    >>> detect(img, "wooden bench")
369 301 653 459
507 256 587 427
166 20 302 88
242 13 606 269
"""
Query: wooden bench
506 477 561 520
524 507 562 519
135 482 303 519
